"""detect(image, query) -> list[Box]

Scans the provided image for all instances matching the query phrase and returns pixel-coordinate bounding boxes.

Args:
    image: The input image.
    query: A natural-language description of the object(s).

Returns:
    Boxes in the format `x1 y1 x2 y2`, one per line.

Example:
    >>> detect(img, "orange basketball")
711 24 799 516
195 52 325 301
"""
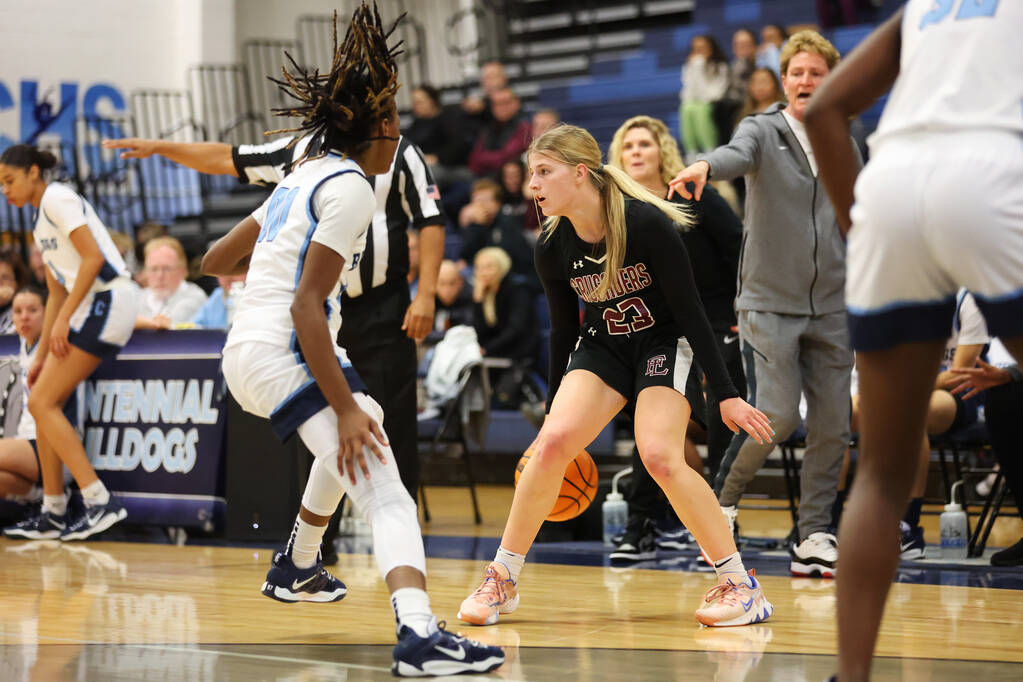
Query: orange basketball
515 448 598 521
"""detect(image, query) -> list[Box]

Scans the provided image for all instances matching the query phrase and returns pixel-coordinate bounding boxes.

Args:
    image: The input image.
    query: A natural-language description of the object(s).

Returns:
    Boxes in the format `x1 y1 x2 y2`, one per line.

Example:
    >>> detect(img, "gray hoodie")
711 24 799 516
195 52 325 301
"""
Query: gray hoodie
700 102 861 316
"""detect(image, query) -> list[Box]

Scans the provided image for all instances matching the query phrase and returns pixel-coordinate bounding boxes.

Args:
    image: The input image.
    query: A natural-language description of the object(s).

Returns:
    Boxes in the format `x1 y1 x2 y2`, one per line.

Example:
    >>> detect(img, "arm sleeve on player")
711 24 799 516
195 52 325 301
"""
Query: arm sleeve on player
40 185 88 237
697 115 762 182
232 136 296 186
535 235 580 410
397 142 447 229
310 173 376 264
638 206 739 401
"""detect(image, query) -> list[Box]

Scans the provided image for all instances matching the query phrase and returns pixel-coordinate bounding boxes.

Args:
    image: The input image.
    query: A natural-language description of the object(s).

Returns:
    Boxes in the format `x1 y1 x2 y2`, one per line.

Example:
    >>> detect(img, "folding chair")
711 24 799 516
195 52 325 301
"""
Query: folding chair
417 362 491 525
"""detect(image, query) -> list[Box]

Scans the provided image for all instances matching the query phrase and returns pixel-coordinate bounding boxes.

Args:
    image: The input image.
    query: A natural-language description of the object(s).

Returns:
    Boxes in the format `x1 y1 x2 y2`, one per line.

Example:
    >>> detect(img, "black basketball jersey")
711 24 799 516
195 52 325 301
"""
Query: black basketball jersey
535 198 737 404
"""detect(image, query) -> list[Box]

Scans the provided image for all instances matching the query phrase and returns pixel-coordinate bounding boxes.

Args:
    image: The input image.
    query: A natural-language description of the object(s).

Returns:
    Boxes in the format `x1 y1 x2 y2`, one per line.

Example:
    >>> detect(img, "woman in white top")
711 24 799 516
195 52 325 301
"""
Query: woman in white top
0 286 45 504
0 144 139 542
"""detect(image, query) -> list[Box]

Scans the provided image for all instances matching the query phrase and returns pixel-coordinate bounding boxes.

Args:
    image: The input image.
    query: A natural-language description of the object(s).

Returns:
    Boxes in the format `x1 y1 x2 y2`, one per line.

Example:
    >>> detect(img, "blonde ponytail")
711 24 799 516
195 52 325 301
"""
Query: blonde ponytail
531 125 691 300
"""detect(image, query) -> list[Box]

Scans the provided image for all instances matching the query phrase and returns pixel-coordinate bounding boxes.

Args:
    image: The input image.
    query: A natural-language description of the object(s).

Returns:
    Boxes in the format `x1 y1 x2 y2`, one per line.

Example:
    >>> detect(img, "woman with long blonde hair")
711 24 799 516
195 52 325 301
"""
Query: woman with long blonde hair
607 115 746 563
458 124 774 628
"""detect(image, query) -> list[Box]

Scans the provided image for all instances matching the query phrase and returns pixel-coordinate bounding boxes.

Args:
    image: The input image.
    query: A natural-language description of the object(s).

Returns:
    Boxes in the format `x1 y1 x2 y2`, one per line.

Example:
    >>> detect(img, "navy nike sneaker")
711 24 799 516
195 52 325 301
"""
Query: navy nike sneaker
392 618 504 677
260 549 347 603
60 497 127 542
4 509 68 540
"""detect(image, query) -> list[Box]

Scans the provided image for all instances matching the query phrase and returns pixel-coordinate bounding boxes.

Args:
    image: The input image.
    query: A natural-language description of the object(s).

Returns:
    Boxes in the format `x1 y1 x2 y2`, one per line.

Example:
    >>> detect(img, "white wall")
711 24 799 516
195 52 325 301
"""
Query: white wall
0 0 478 150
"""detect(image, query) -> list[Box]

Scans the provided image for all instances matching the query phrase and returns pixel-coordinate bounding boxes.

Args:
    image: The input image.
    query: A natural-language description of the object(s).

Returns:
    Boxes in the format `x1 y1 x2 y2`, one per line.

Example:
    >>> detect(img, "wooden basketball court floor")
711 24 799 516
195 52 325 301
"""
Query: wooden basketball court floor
2 486 1022 681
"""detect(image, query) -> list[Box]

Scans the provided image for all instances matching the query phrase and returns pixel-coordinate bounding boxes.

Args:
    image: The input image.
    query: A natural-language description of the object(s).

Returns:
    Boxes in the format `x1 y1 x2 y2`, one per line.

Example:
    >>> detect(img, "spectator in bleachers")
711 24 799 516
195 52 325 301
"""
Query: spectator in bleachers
950 352 1023 567
461 60 509 128
670 31 857 578
132 221 168 286
427 260 474 344
679 35 730 159
191 273 245 330
471 246 539 407
468 88 532 178
758 24 788 77
715 29 759 146
606 114 746 561
135 236 208 330
405 84 473 189
0 250 29 334
531 108 560 141
0 286 46 505
499 159 539 234
735 67 787 127
457 179 535 290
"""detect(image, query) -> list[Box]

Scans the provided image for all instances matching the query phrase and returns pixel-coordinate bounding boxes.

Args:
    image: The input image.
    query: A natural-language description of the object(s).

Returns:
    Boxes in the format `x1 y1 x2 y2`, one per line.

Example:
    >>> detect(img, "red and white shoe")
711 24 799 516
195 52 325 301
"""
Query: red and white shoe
695 571 774 627
458 562 519 626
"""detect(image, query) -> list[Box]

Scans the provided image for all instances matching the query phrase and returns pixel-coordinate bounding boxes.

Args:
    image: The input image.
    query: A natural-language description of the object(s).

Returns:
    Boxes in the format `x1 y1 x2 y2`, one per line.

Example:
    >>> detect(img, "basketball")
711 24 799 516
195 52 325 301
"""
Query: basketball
515 448 598 522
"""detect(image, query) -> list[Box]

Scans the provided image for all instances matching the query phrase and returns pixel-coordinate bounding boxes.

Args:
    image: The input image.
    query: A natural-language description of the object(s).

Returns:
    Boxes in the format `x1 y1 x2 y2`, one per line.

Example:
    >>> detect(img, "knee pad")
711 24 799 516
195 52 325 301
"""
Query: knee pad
367 494 425 578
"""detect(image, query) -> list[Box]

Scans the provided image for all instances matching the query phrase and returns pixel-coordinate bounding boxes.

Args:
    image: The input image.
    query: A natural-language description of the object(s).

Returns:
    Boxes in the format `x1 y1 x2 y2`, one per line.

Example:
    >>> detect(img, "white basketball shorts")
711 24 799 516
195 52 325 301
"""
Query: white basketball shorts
846 130 1023 351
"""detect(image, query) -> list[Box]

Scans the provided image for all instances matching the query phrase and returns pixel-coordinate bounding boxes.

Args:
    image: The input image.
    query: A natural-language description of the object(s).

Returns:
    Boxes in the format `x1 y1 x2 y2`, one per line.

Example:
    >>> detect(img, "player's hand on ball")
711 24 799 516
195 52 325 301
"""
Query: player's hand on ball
719 397 774 445
336 405 389 484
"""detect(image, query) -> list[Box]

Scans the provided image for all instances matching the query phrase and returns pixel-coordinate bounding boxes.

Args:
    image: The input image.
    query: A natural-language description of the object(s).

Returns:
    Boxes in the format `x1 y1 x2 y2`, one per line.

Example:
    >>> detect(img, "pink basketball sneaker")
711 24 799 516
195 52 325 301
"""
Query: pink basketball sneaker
458 562 519 626
695 571 774 627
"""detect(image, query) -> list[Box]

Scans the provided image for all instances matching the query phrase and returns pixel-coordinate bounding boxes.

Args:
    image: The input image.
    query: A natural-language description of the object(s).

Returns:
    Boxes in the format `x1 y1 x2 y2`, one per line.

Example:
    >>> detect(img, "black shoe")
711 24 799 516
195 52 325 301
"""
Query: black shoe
610 518 657 565
991 537 1023 567
899 522 926 560
320 540 339 567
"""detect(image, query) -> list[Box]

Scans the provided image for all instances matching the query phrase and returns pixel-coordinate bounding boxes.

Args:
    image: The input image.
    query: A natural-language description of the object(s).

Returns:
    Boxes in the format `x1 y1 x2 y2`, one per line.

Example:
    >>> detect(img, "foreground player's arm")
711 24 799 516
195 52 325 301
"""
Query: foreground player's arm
201 216 259 276
102 138 239 177
292 242 387 482
642 210 773 443
535 236 581 412
805 9 903 236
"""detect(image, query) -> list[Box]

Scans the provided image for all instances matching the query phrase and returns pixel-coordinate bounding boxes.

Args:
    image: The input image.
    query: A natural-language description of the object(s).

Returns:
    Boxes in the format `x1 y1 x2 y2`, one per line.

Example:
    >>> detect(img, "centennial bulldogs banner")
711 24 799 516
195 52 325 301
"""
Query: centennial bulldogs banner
84 330 228 529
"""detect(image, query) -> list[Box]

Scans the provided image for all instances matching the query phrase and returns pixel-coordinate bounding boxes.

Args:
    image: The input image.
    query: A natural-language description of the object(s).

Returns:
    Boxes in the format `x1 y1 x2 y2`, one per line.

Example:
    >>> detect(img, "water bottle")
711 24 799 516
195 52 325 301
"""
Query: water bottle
602 466 631 545
940 480 969 560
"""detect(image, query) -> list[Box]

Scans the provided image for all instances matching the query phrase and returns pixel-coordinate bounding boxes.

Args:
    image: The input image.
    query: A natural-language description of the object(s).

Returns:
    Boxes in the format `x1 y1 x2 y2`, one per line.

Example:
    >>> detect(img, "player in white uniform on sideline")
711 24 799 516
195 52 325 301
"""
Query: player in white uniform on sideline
0 145 139 542
200 4 502 677
804 2 1023 680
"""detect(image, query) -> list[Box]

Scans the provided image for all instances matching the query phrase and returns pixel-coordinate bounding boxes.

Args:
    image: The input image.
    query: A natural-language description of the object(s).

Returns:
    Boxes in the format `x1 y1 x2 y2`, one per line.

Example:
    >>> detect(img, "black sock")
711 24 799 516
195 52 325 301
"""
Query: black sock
904 498 923 529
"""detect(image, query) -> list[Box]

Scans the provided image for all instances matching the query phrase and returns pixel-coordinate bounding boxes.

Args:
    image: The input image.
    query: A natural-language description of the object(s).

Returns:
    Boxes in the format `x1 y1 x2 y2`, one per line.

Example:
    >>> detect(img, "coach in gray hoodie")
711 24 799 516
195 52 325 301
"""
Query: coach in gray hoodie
670 30 860 578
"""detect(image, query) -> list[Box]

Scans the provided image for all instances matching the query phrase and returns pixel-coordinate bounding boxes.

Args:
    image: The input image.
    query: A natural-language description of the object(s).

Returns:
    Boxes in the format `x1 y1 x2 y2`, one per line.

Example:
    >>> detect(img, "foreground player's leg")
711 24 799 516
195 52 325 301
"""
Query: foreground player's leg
459 370 625 626
273 398 504 676
634 387 772 627
837 341 943 682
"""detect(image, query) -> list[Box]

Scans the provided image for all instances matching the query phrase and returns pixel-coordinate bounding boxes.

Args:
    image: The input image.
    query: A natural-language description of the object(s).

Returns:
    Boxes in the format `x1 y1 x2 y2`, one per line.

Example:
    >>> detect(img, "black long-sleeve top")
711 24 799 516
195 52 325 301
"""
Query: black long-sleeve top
674 185 742 331
473 274 540 362
535 198 739 406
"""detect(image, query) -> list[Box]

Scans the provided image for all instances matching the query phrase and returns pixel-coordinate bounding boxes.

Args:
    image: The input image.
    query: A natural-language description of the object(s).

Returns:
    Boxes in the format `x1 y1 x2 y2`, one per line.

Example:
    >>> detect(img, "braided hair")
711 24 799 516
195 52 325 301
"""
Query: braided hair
268 1 403 165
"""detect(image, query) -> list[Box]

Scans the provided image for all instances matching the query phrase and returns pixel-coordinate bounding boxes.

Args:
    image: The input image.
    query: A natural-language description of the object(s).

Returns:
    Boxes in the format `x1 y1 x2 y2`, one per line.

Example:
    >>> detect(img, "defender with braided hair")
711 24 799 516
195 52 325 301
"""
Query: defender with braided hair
202 3 503 676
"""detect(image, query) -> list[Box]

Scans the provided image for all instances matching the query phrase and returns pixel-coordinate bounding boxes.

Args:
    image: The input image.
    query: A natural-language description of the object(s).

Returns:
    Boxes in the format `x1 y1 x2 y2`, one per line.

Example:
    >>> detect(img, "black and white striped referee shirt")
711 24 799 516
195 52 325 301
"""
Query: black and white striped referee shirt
231 135 445 298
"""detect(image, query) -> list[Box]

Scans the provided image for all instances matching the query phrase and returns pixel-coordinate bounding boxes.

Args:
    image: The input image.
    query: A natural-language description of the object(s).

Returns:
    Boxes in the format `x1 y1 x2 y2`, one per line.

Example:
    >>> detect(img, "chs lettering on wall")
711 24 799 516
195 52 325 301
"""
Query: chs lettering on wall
0 79 127 152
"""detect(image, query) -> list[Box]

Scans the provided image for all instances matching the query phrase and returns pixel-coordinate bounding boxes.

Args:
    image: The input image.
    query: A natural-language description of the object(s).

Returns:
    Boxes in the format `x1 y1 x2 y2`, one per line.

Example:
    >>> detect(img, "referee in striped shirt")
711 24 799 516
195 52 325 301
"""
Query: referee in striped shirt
103 134 446 501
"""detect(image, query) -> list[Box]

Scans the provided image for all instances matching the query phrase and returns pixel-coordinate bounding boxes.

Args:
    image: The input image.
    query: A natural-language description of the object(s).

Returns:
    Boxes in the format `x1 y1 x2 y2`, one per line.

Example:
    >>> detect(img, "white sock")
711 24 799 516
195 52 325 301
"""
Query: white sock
494 546 526 583
81 480 110 507
391 587 436 637
712 551 748 583
43 494 68 516
287 517 325 570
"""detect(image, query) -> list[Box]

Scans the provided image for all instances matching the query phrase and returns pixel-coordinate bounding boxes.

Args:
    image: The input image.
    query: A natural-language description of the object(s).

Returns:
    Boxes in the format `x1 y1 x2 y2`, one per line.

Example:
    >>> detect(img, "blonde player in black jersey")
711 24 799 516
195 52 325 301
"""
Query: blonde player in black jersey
458 124 775 628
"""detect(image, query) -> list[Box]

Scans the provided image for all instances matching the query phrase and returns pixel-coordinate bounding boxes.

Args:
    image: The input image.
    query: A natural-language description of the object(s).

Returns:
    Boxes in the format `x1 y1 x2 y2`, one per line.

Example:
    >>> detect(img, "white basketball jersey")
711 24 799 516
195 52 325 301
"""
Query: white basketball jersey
34 183 129 293
225 154 375 354
870 0 1023 149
